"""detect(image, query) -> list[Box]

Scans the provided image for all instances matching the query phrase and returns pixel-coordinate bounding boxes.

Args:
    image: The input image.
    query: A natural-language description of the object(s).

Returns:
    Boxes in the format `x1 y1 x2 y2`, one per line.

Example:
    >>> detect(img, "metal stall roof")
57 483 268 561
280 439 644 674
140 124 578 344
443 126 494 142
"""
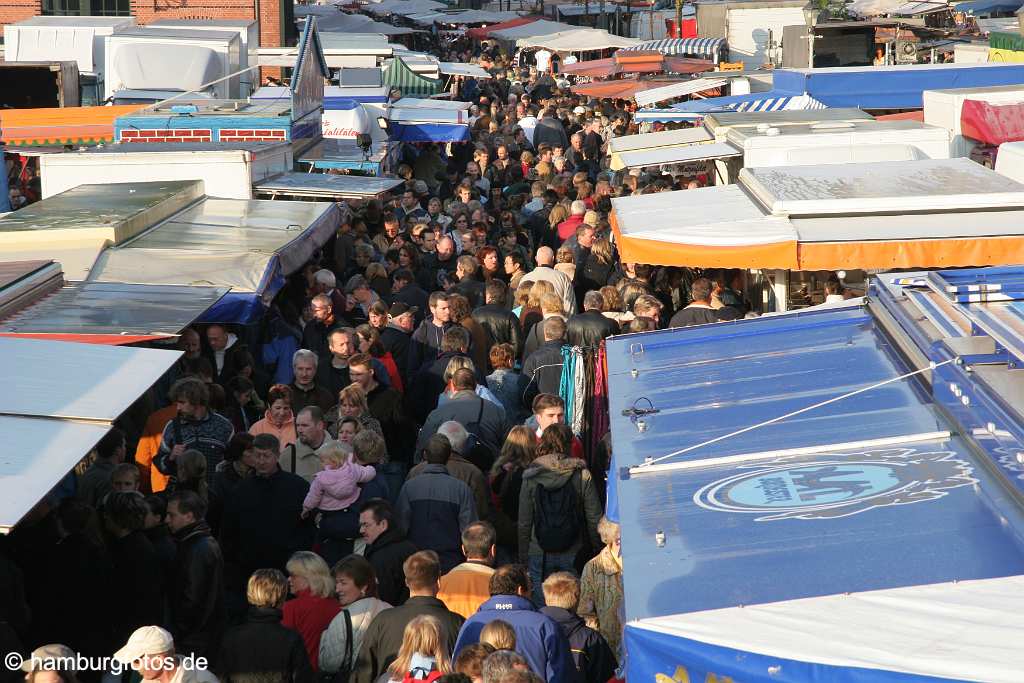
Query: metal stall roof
253 172 403 200
0 337 180 532
606 264 1024 681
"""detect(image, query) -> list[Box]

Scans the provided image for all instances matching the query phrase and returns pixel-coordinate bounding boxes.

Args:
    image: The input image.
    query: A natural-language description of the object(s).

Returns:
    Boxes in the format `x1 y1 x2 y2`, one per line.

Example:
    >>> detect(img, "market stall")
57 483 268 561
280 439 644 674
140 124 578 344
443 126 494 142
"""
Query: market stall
605 267 1024 679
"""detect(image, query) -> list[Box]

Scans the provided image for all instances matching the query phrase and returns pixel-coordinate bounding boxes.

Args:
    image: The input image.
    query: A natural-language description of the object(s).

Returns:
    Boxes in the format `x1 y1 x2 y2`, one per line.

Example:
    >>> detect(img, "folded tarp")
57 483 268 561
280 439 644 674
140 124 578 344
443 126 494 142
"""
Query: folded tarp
960 99 1024 145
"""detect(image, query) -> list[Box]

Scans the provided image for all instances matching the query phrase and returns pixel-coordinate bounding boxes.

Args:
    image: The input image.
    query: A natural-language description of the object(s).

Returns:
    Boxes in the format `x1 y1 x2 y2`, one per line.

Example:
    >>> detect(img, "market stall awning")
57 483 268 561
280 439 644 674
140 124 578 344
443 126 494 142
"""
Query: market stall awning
621 37 727 61
488 19 569 41
616 140 740 169
955 0 1024 14
607 263 1024 680
517 27 641 51
667 90 828 114
627 576 1024 683
610 158 1024 269
1 105 145 147
465 15 540 40
571 78 683 99
0 279 228 343
254 172 403 200
366 0 446 16
382 56 442 97
1 337 180 532
633 77 728 107
608 126 715 169
438 63 492 79
772 62 1024 109
82 188 338 322
560 52 714 78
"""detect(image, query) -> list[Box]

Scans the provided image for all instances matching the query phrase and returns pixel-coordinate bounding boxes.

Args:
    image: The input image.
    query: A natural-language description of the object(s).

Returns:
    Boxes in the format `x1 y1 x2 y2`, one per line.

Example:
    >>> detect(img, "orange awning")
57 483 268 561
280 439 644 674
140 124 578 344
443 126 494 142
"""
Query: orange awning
874 110 924 121
466 15 540 39
0 333 171 345
572 78 682 99
562 52 713 78
1 105 144 147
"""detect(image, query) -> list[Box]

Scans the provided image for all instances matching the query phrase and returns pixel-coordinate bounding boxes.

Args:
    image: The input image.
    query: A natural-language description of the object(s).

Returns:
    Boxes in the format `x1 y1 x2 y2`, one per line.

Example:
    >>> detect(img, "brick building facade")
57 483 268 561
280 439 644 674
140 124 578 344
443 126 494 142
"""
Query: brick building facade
0 0 293 50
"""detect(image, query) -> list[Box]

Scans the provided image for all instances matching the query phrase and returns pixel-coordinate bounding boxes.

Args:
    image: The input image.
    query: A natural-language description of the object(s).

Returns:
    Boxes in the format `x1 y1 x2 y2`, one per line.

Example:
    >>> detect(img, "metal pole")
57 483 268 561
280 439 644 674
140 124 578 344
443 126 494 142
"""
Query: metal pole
675 0 683 38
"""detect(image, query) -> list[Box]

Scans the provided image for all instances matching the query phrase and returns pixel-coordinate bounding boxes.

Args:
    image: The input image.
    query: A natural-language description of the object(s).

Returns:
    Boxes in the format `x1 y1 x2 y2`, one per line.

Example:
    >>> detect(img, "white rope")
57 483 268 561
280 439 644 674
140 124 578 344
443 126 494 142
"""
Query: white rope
635 358 956 470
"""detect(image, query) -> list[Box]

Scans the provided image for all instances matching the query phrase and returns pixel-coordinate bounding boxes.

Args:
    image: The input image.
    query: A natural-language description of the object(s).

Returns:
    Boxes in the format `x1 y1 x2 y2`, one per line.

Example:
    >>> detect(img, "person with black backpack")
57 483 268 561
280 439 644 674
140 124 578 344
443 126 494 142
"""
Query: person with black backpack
516 424 602 606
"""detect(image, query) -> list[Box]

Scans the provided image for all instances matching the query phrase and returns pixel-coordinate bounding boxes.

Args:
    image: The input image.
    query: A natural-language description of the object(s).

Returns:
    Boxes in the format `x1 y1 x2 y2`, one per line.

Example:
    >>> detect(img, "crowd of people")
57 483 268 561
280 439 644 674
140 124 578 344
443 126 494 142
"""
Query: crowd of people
0 33 801 683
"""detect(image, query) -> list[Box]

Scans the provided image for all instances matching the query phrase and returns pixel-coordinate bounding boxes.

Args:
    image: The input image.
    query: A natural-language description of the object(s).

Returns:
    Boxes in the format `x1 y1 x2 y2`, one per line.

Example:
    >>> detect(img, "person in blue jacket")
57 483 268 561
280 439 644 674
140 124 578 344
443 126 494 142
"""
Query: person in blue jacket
452 564 578 683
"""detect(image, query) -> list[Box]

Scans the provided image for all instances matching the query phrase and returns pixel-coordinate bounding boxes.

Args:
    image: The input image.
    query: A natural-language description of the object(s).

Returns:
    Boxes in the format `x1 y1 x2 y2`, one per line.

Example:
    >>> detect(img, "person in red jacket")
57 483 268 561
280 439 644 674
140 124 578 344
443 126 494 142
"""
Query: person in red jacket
282 551 341 672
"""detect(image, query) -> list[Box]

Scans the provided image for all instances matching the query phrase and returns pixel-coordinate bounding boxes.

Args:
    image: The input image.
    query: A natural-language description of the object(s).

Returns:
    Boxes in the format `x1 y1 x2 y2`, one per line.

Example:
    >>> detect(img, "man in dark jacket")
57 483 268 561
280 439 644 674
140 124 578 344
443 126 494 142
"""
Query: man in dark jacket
533 108 569 150
349 354 414 466
380 303 416 384
448 255 486 310
220 434 311 582
352 550 464 683
668 276 739 328
408 292 452 377
216 568 313 683
416 369 511 465
359 499 418 606
453 564 576 683
566 291 619 348
167 490 226 660
103 492 166 647
390 270 428 327
408 327 474 424
540 572 616 683
522 317 567 408
301 295 338 358
472 280 522 360
204 324 250 386
396 435 476 573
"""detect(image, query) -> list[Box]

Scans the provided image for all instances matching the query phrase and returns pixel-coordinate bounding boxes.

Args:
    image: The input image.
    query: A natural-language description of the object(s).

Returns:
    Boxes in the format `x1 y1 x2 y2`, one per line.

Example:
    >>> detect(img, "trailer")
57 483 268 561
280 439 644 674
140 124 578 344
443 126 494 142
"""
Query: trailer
39 142 293 201
0 61 80 109
149 19 259 96
104 27 242 103
3 16 134 105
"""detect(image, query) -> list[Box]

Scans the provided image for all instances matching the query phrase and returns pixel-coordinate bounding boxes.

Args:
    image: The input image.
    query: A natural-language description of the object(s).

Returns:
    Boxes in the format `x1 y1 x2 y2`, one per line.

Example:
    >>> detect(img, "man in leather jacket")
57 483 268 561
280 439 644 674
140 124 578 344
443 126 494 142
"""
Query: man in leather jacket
166 490 226 660
472 280 523 362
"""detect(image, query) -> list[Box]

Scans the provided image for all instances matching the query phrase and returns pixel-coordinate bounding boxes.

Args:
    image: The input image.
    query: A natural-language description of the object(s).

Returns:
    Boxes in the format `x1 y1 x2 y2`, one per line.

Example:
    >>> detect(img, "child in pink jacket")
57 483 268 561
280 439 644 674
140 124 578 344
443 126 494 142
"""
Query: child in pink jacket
302 444 377 517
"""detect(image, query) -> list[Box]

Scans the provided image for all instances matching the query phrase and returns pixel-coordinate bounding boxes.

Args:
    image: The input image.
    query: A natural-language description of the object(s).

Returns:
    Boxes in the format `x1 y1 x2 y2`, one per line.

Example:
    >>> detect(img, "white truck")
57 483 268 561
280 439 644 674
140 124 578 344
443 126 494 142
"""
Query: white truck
149 19 259 96
104 27 242 103
39 142 293 201
3 16 134 105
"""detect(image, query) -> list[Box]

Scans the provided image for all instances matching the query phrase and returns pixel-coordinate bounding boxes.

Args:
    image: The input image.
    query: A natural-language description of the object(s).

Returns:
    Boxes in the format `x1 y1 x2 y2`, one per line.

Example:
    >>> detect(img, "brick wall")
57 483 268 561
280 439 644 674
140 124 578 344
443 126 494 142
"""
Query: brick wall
118 126 287 142
0 0 284 49
0 0 41 28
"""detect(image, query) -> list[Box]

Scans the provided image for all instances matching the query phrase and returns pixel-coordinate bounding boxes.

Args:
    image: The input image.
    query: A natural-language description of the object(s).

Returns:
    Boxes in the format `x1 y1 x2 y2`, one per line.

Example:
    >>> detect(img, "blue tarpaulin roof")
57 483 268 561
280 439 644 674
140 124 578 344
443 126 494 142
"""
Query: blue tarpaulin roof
665 63 1024 112
387 122 470 143
607 268 1024 681
955 0 1023 14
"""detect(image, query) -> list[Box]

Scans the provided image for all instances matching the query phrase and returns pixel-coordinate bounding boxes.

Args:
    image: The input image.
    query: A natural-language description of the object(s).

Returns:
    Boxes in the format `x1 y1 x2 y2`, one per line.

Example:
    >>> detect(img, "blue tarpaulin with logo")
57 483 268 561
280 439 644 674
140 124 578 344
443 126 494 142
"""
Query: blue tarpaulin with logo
606 294 1024 681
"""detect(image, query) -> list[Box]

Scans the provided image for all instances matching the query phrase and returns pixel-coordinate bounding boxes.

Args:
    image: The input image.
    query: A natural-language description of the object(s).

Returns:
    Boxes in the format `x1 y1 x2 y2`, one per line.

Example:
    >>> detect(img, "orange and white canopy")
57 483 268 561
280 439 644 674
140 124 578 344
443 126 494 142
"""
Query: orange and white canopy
611 158 1024 270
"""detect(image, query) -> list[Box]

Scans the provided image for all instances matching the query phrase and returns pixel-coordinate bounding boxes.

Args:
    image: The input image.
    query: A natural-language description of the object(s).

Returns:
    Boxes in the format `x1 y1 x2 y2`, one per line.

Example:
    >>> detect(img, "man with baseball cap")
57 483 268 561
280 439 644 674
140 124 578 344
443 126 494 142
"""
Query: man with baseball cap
21 644 76 677
380 301 418 385
112 626 217 682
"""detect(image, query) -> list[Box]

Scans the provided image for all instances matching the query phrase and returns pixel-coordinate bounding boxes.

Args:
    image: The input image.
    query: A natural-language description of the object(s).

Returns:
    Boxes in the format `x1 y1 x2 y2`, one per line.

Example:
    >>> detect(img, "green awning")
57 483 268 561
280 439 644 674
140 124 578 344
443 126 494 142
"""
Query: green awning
382 57 442 98
990 31 1024 52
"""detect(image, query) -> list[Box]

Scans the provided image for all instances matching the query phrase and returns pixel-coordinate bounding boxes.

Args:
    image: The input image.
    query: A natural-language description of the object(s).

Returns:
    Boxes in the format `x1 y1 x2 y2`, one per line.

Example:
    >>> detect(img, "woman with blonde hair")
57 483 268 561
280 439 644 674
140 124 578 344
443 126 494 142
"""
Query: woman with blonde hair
546 204 569 236
384 615 452 682
490 425 536 552
579 516 624 657
437 355 503 411
327 382 383 440
600 285 634 327
521 281 555 338
282 551 341 672
446 293 490 374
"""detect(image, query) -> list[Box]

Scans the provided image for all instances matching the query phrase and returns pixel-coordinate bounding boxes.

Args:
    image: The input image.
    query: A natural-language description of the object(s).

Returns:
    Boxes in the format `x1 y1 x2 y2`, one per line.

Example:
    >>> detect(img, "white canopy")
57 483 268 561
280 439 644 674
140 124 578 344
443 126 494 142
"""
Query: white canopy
609 127 714 155
517 28 641 51
0 337 180 532
634 77 728 107
631 575 1024 682
488 19 569 41
617 141 740 169
438 62 492 79
367 0 446 16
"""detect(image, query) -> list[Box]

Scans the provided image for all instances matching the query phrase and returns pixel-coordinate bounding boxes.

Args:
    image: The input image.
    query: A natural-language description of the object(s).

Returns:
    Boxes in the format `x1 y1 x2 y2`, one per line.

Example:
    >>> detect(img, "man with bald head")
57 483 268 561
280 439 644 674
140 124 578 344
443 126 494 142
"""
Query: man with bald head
517 246 576 315
421 235 458 292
